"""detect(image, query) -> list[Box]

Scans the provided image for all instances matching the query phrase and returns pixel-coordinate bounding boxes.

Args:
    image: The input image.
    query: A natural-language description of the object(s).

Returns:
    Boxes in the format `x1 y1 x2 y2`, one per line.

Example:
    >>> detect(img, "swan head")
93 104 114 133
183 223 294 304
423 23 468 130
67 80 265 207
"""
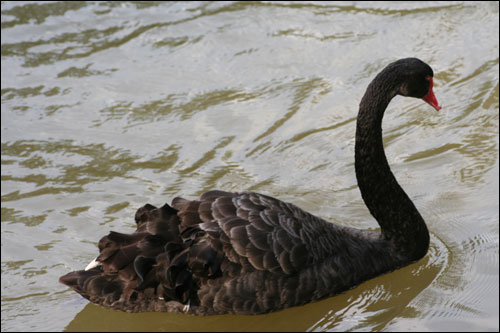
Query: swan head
389 58 442 111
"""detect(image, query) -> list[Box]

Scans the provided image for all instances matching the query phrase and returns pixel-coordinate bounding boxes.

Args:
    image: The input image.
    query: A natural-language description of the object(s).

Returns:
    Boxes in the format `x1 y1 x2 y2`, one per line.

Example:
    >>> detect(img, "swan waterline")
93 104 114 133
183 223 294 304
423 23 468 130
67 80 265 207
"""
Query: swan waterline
59 58 441 315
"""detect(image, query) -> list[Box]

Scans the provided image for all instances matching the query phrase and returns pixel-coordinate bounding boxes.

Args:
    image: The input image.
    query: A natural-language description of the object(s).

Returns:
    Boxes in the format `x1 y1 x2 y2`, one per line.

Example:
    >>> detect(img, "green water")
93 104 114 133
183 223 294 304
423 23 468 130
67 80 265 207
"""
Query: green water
1 1 498 331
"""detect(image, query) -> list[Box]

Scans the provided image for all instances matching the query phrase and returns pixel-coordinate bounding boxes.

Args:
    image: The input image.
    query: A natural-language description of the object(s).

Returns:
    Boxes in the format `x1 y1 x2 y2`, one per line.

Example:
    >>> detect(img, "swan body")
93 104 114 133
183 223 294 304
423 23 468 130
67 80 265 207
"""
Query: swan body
60 58 441 315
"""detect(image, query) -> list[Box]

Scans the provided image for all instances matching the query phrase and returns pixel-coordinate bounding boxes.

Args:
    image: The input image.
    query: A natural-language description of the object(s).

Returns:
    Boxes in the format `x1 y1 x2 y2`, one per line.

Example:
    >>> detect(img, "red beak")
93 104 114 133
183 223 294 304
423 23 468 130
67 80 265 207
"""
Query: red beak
422 76 441 111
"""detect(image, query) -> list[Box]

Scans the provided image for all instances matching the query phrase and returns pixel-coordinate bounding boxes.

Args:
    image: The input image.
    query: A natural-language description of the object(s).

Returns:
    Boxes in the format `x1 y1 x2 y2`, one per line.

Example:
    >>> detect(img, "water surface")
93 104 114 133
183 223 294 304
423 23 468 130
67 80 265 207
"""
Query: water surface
1 1 498 331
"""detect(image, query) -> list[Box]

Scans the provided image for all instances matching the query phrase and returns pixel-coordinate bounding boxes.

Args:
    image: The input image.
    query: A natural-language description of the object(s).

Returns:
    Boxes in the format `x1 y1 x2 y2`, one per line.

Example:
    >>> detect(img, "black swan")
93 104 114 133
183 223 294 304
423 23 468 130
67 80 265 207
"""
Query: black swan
60 58 441 315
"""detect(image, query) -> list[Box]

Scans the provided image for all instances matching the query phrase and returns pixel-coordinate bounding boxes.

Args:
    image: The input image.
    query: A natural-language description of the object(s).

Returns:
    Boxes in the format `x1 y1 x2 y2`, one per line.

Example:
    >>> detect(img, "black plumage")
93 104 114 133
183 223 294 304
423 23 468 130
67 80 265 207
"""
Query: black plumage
59 58 441 315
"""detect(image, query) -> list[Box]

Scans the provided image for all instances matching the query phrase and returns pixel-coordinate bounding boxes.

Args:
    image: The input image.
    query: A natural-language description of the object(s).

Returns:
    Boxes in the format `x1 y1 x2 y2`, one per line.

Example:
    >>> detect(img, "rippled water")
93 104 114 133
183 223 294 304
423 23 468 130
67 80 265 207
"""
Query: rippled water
1 1 498 332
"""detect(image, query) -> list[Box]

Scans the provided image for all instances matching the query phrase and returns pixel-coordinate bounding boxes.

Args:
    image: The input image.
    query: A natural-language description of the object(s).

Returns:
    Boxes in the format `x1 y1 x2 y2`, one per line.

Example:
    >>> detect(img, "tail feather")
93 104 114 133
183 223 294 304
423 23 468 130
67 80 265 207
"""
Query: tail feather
59 202 196 310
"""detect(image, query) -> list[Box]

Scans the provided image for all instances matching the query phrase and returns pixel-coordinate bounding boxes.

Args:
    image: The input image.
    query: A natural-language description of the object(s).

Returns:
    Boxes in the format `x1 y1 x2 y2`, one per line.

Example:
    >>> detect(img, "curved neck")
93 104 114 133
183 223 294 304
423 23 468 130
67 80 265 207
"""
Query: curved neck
354 74 429 261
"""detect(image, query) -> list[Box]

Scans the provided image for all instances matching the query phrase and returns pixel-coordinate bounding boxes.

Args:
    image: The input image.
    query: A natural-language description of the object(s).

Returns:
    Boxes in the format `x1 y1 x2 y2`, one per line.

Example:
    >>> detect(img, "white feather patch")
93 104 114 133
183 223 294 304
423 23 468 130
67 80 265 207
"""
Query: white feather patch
85 258 101 271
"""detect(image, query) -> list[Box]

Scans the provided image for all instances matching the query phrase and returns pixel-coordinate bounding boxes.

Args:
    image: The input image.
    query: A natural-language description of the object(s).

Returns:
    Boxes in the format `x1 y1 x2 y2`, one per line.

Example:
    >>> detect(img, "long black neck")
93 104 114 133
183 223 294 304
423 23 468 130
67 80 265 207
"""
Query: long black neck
355 71 429 261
